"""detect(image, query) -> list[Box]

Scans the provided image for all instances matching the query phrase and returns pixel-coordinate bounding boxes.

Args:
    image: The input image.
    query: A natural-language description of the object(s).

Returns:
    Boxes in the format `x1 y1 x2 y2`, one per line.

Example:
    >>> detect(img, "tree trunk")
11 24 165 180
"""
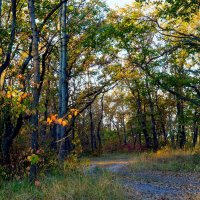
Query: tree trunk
112 120 121 145
156 92 167 145
146 80 158 151
193 109 199 147
0 0 2 27
167 93 175 148
1 106 23 165
122 114 127 145
2 108 13 164
57 0 69 159
136 89 151 149
89 105 96 152
0 0 16 76
176 99 186 148
28 0 40 181
96 94 104 151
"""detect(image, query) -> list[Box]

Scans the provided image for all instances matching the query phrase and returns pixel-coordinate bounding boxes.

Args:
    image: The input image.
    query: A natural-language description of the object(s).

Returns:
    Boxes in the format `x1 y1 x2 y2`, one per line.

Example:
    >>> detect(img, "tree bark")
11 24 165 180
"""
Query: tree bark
1 105 23 165
28 0 40 181
0 0 16 76
96 94 104 151
57 0 69 159
0 0 16 91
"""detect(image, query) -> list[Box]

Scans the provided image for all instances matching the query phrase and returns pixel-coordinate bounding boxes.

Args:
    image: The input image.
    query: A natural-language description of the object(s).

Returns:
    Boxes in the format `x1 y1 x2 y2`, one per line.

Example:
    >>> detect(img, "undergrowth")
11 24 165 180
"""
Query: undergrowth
0 170 125 200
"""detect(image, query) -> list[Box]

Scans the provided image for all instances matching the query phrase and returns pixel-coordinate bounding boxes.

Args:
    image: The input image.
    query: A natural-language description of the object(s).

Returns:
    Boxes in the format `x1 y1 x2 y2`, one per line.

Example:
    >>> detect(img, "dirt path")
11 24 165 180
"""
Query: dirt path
88 159 200 200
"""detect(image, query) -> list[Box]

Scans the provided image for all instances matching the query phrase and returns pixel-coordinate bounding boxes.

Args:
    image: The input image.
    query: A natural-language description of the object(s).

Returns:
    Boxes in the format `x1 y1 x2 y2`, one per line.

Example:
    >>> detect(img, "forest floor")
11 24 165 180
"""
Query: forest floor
87 152 200 200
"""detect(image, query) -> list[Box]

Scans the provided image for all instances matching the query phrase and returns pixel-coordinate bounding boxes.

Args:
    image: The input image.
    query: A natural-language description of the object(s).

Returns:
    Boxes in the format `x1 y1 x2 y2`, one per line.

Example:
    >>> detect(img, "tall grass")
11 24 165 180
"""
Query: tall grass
129 147 200 172
0 170 125 200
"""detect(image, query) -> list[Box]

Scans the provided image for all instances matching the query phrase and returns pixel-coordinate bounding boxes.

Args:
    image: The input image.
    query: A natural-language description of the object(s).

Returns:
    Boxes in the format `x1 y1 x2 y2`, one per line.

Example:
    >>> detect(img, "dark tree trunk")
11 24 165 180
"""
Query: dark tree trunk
136 89 151 149
193 109 199 147
2 109 13 164
156 92 167 145
50 125 57 150
89 105 96 152
117 129 121 145
41 90 49 145
168 97 175 148
96 94 104 151
40 59 50 146
146 80 158 151
1 107 23 165
176 99 186 148
0 0 16 77
139 131 142 148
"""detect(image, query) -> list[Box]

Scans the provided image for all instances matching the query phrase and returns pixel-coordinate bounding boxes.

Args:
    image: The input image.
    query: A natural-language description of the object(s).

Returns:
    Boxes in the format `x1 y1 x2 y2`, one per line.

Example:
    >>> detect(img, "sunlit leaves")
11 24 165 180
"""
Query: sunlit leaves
46 109 79 126
27 154 39 165
1 87 32 118
46 116 68 126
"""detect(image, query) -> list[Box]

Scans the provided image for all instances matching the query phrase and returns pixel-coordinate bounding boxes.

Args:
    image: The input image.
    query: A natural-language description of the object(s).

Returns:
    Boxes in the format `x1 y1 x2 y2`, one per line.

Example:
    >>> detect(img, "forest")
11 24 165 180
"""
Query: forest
0 0 200 199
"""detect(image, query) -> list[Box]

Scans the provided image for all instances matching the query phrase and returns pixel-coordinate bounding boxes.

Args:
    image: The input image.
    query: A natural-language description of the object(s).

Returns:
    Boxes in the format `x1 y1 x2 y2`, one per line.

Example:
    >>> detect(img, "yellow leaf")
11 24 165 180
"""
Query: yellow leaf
27 156 32 161
68 114 72 120
62 120 68 126
57 118 63 125
74 110 79 116
47 117 53 124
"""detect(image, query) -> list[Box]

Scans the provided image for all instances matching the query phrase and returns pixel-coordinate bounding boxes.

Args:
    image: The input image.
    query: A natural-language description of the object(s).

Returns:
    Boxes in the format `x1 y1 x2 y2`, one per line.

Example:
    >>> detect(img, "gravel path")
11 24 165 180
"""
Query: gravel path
88 160 200 200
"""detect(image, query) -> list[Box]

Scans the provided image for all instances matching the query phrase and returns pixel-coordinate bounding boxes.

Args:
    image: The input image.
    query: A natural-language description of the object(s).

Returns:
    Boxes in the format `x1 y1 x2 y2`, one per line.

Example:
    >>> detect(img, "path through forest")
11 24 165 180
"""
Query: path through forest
88 157 200 200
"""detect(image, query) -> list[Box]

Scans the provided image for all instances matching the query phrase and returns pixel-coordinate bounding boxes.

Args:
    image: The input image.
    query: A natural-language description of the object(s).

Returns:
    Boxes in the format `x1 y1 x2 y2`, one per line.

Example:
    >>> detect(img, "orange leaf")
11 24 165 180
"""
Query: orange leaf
6 94 12 98
51 115 57 121
21 93 28 99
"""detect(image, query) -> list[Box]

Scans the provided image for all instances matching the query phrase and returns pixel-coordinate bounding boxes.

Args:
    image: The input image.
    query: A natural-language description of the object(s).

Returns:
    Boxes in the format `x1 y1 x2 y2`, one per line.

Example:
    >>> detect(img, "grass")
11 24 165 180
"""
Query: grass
0 170 125 200
87 147 200 173
88 152 135 162
128 148 200 172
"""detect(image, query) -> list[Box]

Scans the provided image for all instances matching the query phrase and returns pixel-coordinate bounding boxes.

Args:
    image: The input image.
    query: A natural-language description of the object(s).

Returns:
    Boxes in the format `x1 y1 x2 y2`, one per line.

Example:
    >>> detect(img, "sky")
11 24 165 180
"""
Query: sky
106 0 133 8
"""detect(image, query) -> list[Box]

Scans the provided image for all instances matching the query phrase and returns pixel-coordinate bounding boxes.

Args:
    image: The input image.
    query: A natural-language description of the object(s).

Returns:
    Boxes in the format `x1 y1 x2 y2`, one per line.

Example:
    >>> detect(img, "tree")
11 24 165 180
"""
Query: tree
28 0 41 181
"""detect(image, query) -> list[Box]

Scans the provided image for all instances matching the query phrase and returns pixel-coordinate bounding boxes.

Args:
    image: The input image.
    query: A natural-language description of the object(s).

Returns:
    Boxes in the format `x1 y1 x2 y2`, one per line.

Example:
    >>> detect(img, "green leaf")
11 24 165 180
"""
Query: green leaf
68 5 74 11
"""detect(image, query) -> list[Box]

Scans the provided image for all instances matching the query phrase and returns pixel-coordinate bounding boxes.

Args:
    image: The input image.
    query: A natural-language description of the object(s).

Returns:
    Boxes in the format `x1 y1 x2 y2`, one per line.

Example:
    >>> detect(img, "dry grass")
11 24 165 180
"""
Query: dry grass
128 147 200 172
